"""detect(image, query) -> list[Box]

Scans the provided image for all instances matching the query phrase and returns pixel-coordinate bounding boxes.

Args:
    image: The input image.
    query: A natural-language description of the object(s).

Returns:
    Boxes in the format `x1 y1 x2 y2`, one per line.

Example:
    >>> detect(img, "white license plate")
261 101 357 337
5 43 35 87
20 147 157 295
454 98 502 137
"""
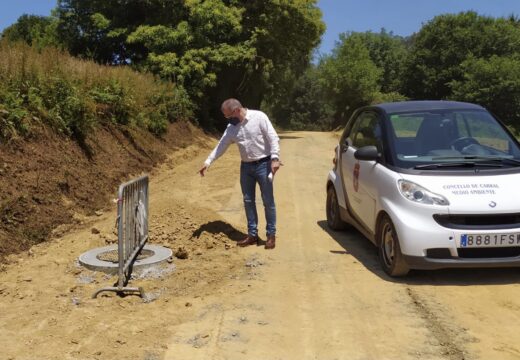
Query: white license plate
460 233 520 248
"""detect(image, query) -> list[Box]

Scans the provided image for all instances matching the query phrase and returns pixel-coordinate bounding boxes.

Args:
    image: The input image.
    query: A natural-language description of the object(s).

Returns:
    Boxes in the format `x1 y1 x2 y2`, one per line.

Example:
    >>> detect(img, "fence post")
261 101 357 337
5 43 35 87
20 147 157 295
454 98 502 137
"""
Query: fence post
93 175 149 298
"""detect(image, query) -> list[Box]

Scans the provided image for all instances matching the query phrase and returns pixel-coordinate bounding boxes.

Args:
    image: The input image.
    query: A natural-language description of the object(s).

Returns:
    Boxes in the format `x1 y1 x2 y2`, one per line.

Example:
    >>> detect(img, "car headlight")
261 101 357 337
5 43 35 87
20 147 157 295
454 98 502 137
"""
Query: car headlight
398 180 449 206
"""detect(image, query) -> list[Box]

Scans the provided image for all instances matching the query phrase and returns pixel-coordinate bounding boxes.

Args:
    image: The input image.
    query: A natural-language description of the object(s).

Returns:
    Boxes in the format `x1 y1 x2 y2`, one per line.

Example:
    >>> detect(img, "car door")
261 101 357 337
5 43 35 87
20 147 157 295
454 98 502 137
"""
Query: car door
340 111 383 232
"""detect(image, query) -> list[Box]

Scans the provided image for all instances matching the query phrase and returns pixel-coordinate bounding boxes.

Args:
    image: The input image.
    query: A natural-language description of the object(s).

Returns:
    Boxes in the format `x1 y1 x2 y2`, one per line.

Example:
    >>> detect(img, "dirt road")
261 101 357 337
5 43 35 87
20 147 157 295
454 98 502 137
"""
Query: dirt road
1 131 520 360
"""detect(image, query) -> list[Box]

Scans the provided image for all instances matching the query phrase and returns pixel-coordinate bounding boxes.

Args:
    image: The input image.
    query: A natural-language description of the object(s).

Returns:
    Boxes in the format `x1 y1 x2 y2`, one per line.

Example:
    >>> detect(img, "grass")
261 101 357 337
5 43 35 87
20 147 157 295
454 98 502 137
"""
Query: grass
0 41 193 141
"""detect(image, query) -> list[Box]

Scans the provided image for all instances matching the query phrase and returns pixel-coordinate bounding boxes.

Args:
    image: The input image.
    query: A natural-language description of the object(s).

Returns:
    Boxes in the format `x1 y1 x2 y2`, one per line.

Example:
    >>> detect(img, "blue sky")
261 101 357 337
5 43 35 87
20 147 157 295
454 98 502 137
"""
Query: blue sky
1 0 520 55
318 0 520 54
0 0 56 31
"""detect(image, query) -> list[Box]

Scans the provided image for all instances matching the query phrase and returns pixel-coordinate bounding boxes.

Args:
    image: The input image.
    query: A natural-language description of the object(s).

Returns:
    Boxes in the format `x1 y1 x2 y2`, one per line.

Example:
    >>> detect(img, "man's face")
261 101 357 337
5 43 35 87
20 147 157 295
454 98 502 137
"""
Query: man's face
222 107 238 119
223 107 240 126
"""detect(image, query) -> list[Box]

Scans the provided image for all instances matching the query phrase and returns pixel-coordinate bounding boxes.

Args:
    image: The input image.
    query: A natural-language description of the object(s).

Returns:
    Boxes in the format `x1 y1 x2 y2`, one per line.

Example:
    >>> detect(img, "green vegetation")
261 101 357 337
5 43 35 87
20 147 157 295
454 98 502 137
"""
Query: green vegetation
451 55 520 126
3 6 520 132
0 41 192 141
1 14 61 50
269 29 408 129
52 0 324 128
403 12 520 100
274 12 520 131
403 12 520 129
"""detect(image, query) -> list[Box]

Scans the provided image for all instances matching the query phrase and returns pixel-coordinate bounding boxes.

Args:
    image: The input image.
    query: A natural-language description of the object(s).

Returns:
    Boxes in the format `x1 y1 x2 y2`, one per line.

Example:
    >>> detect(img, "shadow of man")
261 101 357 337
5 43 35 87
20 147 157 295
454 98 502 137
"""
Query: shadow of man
192 220 247 243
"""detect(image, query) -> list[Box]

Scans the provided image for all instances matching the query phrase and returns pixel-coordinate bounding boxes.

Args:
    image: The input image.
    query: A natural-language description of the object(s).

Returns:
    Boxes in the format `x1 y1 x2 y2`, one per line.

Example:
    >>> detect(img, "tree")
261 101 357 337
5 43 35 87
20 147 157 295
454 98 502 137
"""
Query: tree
1 14 61 49
239 1 325 105
340 30 407 93
265 65 334 130
403 11 520 100
55 0 161 63
451 55 520 129
55 0 325 128
268 30 409 131
319 35 381 127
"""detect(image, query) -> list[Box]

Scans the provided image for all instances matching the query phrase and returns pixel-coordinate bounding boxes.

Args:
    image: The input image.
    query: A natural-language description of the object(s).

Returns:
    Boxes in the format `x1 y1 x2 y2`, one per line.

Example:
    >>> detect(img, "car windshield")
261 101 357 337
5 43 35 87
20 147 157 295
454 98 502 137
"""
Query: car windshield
387 109 520 169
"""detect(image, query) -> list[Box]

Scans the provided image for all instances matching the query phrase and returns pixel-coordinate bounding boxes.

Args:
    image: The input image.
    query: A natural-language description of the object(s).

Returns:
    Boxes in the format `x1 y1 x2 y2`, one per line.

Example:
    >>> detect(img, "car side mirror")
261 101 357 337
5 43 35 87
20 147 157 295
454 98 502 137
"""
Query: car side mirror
354 145 380 161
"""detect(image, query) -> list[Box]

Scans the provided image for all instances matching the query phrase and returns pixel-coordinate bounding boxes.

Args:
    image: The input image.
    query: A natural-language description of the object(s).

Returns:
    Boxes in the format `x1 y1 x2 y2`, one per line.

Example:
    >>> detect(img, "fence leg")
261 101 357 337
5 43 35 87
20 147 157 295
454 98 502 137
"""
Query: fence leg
92 286 144 299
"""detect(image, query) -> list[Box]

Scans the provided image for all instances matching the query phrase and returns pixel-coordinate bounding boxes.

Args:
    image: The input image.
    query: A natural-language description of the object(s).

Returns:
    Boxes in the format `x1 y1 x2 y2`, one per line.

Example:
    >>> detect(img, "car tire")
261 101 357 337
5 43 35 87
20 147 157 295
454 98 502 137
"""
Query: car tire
326 186 348 231
377 215 409 277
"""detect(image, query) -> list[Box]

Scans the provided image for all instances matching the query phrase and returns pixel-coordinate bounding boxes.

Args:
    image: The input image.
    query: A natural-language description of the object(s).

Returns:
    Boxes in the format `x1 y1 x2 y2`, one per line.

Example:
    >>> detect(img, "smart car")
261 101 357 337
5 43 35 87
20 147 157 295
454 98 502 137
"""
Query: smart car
326 101 520 276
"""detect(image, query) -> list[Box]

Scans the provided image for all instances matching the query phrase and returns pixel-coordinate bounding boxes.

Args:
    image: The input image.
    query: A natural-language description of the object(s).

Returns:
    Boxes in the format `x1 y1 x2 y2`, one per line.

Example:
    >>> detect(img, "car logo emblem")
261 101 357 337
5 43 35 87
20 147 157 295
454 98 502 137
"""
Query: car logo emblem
489 201 497 208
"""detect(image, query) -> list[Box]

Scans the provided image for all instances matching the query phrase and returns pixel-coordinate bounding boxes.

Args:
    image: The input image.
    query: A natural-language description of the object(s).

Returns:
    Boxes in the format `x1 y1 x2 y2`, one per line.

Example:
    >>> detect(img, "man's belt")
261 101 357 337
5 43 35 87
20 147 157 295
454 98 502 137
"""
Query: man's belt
244 156 271 164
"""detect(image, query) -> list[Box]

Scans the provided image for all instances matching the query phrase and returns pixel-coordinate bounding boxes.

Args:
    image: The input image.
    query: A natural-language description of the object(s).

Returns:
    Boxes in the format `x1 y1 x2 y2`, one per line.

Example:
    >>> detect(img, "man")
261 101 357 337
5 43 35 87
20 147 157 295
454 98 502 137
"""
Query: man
198 98 281 249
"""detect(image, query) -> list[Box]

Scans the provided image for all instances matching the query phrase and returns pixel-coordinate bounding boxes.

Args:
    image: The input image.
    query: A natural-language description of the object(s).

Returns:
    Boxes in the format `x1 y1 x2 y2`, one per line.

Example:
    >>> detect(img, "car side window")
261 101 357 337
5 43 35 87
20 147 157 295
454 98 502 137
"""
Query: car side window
351 112 382 150
344 117 360 146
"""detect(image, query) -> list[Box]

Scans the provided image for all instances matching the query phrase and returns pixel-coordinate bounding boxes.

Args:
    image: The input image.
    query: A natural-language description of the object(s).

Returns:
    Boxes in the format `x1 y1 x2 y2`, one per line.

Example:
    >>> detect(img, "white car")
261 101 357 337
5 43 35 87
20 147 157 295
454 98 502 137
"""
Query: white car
326 101 520 276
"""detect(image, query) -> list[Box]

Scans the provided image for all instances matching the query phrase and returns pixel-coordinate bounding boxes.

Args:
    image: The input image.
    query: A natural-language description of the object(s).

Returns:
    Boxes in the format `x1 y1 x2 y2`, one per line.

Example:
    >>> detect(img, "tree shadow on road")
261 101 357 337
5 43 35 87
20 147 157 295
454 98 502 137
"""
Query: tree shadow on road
279 135 303 140
192 220 247 243
317 220 520 286
278 131 303 140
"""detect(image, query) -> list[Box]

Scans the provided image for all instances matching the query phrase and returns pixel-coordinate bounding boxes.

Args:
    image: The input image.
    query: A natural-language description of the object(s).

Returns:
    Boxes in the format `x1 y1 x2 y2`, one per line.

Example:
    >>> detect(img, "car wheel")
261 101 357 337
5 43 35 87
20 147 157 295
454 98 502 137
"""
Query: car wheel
326 186 348 230
377 215 409 277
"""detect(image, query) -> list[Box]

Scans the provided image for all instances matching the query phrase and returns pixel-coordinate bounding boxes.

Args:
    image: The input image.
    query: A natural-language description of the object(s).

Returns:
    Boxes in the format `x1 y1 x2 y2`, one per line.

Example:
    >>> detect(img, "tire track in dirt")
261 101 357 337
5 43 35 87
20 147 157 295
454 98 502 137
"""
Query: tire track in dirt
406 287 468 360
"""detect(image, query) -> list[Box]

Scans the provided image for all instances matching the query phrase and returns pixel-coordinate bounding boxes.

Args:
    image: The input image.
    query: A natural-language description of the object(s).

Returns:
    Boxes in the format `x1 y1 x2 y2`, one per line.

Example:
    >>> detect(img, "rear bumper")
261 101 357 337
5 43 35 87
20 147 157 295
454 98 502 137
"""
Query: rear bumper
404 255 520 270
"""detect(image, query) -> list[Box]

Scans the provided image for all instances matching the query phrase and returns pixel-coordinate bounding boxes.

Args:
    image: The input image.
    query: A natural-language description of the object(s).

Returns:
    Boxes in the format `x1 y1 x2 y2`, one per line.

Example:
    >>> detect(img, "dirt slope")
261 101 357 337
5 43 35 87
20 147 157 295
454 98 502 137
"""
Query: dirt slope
0 121 197 261
1 131 520 360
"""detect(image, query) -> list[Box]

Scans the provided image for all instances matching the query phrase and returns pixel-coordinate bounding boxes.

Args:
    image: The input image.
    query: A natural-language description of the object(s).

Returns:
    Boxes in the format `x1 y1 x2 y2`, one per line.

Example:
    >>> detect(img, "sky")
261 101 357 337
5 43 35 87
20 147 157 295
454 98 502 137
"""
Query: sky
1 0 520 55
0 0 56 31
318 0 520 54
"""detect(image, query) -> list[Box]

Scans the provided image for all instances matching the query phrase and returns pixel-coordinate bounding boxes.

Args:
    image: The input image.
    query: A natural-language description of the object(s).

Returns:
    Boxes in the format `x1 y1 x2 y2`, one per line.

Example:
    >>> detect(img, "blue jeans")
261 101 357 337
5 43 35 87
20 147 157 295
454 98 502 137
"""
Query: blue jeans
240 159 276 238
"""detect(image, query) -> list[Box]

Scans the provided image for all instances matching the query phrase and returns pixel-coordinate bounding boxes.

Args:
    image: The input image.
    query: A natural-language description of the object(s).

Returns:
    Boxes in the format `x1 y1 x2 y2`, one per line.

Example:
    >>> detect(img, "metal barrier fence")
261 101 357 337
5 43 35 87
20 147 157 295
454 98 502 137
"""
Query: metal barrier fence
93 175 149 298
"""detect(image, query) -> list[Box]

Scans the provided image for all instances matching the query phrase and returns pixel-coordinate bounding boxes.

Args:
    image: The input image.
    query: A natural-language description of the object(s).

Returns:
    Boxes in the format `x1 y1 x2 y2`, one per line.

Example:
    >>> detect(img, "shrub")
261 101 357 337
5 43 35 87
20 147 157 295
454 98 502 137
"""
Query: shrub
0 41 193 141
89 80 133 125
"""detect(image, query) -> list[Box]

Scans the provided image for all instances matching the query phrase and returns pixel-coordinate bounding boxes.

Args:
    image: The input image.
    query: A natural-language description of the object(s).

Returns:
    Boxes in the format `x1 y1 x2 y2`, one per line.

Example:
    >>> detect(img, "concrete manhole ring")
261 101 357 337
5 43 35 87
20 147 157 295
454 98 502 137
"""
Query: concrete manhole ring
96 249 155 263
78 245 172 274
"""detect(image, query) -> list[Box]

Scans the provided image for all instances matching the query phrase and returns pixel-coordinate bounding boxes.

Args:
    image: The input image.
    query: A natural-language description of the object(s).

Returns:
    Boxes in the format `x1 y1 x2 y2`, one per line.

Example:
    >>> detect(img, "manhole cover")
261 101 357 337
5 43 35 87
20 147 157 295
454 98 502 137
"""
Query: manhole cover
96 249 155 263
79 245 173 274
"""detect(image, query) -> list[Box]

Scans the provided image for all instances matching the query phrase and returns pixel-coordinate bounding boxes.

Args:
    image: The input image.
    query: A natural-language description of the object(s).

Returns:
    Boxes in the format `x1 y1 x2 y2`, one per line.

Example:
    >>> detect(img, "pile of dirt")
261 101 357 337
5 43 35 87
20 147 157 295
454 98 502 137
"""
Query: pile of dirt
0 120 204 262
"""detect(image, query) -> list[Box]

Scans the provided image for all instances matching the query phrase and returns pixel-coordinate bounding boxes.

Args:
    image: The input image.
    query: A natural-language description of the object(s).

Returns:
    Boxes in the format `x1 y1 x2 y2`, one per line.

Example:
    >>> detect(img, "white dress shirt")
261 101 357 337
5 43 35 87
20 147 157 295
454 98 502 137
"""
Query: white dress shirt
204 109 280 167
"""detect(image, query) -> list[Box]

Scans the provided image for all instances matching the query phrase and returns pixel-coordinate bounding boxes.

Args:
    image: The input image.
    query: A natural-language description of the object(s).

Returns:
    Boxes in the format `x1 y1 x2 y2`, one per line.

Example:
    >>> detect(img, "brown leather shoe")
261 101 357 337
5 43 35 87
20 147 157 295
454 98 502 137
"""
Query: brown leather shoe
265 235 276 249
237 235 258 247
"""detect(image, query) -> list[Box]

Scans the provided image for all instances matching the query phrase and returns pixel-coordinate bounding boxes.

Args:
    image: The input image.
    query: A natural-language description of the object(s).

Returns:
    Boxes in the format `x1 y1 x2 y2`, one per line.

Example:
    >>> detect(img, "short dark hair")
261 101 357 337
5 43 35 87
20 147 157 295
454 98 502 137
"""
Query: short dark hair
221 98 242 112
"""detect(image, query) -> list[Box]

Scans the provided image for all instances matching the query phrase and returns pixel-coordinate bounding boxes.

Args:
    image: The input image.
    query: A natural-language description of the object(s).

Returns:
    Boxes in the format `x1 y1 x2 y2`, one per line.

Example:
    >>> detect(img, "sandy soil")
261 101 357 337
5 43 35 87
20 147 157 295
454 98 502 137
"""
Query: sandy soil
1 131 520 360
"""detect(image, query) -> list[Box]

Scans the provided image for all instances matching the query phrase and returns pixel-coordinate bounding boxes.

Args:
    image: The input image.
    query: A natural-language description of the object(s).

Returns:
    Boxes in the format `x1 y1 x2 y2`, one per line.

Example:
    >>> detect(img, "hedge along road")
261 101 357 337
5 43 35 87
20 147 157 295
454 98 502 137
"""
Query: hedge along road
165 131 520 360
0 131 519 360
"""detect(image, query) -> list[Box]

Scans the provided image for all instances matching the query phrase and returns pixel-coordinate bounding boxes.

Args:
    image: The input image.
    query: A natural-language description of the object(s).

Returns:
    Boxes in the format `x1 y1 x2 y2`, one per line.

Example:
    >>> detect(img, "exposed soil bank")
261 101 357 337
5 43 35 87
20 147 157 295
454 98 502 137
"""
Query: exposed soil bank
0 120 204 261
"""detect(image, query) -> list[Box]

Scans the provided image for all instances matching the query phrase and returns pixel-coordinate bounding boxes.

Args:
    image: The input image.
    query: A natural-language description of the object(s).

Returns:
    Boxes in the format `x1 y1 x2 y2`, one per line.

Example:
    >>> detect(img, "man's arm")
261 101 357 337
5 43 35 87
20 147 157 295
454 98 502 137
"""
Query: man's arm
260 114 281 175
261 115 280 160
199 127 233 176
